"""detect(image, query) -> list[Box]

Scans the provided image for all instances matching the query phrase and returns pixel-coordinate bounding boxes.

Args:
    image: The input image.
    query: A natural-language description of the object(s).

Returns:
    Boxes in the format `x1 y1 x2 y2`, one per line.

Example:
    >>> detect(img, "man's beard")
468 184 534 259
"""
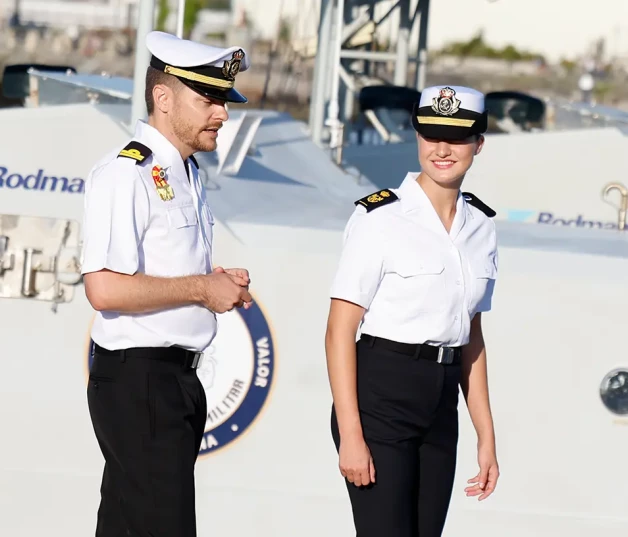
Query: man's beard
171 114 216 153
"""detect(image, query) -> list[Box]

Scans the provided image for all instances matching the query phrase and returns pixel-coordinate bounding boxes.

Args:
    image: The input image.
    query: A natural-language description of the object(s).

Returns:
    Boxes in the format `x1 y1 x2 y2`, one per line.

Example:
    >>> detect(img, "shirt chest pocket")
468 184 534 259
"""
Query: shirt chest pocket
167 204 199 231
390 257 446 312
468 254 497 313
202 203 214 228
202 203 214 245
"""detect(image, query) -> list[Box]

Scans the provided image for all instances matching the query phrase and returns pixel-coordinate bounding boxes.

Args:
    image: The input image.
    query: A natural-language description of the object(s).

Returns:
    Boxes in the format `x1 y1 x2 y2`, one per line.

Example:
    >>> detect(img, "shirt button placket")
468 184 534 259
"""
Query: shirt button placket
450 242 465 341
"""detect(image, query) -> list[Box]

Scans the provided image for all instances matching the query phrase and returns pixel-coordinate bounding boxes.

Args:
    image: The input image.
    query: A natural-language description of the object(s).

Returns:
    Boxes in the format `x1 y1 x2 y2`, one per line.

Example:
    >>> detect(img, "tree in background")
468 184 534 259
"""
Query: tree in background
205 0 231 9
439 31 545 64
156 0 231 38
156 0 170 32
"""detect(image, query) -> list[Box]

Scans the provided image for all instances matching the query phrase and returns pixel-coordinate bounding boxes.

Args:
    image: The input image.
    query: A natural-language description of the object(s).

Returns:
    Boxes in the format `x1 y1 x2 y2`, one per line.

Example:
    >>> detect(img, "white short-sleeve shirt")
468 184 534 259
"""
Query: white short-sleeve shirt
81 120 217 352
330 173 498 347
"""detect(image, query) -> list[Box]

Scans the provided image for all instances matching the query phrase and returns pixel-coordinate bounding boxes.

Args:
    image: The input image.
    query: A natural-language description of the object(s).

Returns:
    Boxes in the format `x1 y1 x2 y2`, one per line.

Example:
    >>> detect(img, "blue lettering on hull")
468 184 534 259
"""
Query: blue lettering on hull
0 165 85 194
505 209 622 230
537 212 618 230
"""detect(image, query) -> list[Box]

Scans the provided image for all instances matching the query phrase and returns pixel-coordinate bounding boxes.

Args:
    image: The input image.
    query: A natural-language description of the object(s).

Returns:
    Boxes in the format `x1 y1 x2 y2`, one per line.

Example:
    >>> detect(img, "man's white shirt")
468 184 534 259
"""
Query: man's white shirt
81 121 217 352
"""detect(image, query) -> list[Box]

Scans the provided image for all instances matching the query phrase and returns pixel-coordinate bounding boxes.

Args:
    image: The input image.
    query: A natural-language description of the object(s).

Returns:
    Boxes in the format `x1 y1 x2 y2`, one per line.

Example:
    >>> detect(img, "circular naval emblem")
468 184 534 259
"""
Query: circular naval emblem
438 98 453 114
86 300 276 455
196 301 275 455
600 368 628 416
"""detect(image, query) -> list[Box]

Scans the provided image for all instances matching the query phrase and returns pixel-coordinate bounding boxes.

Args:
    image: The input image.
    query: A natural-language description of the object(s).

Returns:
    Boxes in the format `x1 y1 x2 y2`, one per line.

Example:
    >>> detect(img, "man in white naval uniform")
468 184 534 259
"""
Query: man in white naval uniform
80 31 253 537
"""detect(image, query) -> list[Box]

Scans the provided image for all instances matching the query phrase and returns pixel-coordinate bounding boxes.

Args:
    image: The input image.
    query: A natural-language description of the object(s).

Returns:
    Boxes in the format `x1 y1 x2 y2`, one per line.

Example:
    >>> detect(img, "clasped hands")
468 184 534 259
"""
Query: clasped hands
200 266 253 314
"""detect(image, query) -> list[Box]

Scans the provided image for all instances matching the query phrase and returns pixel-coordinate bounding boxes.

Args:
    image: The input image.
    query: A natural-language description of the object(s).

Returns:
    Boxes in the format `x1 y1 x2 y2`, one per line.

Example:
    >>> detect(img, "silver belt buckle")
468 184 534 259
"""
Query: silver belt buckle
437 347 455 365
191 352 204 369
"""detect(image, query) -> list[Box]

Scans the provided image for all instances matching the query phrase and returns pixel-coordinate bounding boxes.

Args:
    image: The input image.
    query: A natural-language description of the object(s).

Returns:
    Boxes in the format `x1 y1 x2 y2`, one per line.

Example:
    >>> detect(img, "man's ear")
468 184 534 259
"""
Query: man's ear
152 84 173 114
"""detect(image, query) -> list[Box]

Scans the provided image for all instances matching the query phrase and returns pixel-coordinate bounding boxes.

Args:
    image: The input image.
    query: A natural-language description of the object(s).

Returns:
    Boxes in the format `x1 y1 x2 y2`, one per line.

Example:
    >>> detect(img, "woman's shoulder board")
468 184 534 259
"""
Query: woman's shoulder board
462 192 496 218
354 189 399 213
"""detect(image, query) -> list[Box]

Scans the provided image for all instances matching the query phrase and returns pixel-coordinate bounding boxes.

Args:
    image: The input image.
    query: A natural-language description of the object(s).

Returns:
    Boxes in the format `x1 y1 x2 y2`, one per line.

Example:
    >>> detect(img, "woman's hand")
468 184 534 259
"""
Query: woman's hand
465 442 499 501
339 434 376 487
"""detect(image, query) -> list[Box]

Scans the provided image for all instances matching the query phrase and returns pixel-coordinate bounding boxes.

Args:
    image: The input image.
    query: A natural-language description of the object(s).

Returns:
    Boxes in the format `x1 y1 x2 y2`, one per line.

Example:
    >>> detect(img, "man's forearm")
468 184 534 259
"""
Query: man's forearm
461 333 495 446
85 270 204 314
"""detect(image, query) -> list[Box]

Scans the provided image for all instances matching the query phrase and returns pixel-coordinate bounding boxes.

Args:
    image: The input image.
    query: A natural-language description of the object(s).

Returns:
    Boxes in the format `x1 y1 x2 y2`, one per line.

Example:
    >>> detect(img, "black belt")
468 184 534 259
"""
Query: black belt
93 344 204 369
360 334 462 365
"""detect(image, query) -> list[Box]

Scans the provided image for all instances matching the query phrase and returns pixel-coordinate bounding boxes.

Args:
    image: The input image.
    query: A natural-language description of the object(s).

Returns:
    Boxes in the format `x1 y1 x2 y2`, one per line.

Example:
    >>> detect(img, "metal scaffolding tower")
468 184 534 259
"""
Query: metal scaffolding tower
308 0 431 153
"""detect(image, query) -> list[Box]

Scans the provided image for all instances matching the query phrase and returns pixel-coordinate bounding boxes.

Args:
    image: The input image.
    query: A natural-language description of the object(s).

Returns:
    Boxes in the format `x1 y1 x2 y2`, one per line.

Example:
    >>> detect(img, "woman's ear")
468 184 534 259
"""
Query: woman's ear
475 134 485 155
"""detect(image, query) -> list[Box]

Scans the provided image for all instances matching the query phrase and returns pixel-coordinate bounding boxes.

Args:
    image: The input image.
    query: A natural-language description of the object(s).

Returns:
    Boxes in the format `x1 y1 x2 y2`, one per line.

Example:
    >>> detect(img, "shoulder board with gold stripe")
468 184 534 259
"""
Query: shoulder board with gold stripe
354 189 399 212
117 141 152 164
462 192 496 217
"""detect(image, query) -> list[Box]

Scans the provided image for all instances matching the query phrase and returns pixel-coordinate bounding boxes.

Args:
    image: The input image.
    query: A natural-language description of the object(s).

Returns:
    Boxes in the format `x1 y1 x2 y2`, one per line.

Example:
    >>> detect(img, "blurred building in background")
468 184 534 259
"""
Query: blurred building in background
0 0 138 29
0 0 627 113
1 0 627 63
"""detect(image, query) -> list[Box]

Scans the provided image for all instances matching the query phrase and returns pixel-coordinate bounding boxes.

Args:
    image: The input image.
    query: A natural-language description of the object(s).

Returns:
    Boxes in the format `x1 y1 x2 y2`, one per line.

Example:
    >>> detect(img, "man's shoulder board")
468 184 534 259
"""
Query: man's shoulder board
354 189 399 212
117 141 152 164
462 192 496 218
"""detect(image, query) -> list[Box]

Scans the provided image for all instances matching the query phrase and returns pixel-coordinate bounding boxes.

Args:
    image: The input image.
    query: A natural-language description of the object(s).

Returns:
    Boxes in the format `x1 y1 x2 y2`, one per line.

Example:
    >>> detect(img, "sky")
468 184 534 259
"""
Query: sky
426 0 628 62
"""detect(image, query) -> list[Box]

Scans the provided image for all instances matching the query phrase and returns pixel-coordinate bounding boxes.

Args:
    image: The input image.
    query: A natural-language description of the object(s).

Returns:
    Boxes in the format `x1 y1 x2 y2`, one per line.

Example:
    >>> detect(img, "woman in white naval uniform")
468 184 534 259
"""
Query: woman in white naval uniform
325 85 500 537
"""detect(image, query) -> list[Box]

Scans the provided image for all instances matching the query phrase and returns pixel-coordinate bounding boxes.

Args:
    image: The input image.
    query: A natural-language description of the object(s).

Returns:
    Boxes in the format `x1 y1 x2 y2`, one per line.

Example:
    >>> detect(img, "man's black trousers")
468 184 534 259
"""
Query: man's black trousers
87 346 207 537
331 336 462 537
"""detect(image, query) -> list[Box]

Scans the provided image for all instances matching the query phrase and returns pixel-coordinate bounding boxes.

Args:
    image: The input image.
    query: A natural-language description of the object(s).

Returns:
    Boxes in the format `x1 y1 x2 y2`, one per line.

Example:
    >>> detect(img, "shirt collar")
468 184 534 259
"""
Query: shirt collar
398 172 473 235
398 172 424 214
134 120 190 181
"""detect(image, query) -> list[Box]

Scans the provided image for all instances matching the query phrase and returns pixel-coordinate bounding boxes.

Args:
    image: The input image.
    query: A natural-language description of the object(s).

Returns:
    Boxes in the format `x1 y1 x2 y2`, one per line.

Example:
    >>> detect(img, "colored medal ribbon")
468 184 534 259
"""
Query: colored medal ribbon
152 165 174 201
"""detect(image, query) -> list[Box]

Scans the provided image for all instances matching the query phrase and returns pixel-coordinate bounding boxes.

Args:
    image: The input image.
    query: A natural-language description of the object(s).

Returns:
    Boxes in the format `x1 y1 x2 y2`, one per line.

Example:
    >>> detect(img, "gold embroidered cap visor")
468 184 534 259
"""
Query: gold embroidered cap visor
150 56 248 103
411 103 488 141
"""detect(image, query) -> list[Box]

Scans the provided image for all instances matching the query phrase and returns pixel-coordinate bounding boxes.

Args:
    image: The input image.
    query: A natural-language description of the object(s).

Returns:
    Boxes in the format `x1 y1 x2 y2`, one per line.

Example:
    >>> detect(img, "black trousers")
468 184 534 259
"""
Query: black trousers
87 347 207 537
331 337 462 537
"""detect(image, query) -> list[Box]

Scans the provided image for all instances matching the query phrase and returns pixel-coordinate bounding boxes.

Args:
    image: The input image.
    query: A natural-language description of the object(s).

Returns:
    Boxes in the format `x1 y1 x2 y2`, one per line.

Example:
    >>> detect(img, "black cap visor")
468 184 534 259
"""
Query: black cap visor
178 78 248 104
150 55 248 104
412 103 487 141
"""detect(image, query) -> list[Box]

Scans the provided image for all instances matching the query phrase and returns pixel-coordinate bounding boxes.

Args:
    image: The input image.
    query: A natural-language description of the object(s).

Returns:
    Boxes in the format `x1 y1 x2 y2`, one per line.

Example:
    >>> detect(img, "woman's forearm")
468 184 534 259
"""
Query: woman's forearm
461 319 496 446
325 323 363 440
